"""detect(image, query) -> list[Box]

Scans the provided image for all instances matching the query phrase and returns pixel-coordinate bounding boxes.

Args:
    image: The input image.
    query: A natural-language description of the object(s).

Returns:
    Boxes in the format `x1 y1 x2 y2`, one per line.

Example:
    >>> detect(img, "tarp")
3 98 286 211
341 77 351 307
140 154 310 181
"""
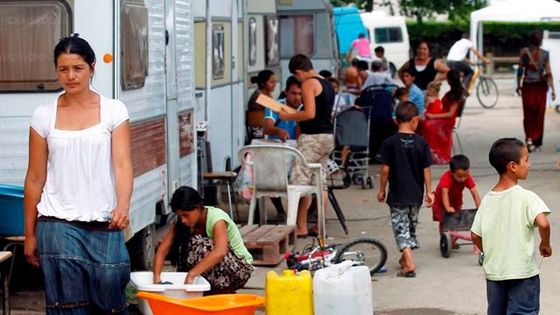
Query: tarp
470 0 560 54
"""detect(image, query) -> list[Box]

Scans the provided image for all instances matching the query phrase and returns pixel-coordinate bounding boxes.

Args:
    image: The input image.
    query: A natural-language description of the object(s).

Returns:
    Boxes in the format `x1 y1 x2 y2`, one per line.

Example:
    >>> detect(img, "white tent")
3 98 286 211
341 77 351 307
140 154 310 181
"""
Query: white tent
470 0 560 54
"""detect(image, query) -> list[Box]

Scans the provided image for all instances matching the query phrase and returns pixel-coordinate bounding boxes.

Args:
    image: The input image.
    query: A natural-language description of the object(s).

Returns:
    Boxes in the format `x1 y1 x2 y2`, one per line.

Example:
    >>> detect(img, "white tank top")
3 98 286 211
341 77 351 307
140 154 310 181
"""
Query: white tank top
30 92 129 222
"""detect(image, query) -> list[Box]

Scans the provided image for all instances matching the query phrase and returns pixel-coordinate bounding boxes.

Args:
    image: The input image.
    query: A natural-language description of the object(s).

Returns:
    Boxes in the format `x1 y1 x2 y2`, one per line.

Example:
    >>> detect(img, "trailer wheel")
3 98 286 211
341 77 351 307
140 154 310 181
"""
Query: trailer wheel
440 233 452 258
126 223 156 271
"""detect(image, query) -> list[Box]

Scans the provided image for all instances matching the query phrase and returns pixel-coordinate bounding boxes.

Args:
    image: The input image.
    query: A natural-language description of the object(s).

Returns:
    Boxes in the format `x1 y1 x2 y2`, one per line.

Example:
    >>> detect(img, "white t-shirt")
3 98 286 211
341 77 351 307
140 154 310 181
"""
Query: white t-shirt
471 185 551 281
447 38 474 62
30 93 129 222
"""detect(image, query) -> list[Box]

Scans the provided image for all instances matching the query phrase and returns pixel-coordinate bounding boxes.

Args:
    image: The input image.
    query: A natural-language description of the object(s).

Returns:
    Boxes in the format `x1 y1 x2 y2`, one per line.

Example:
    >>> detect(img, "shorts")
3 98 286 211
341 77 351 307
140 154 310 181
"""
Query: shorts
290 133 334 189
487 275 540 315
390 205 420 251
37 219 130 314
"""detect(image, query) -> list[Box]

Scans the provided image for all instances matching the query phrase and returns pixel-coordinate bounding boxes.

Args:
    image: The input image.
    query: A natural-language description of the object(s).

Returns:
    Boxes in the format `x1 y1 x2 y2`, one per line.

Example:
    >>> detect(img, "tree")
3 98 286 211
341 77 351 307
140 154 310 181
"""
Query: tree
399 0 486 22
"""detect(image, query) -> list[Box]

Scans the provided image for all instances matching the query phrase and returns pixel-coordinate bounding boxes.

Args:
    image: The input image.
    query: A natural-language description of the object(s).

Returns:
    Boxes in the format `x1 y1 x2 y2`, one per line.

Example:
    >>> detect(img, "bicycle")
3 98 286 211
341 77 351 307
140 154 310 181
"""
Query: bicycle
285 236 388 276
466 63 499 109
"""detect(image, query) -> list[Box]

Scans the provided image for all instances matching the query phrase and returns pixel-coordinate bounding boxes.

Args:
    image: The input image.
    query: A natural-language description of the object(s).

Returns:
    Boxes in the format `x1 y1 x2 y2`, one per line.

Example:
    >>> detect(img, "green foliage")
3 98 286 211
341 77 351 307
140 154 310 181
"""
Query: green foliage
400 0 486 22
406 20 469 57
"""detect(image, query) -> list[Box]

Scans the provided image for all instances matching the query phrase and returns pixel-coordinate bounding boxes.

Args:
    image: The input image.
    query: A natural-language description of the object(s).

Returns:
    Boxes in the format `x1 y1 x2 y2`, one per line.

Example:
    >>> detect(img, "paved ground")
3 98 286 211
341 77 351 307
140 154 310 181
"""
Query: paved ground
9 77 560 314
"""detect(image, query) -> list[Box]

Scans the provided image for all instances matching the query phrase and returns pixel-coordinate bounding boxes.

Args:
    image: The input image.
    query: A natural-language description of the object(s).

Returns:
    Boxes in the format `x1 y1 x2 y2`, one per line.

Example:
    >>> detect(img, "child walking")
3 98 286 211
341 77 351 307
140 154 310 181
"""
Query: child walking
376 101 434 278
432 154 481 239
471 138 551 314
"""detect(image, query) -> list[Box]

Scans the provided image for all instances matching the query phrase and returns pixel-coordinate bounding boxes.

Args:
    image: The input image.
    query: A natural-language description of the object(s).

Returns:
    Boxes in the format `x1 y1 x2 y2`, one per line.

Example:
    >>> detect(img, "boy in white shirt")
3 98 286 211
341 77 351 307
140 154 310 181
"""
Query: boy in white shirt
471 138 551 314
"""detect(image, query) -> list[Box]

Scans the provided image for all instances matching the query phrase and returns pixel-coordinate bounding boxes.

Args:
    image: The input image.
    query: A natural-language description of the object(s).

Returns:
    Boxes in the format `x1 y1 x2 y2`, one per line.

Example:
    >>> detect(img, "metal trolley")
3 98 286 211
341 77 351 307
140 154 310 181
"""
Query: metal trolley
439 208 484 265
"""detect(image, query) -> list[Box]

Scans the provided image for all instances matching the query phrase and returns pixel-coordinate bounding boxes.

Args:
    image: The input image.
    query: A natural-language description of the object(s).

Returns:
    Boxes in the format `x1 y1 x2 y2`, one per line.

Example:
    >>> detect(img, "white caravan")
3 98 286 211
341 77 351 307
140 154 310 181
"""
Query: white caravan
0 0 198 269
360 11 410 74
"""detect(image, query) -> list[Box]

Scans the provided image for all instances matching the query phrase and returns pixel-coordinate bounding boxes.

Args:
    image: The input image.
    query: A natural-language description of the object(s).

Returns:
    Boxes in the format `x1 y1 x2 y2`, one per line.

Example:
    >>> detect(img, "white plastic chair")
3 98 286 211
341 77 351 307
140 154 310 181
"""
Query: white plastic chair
238 144 324 231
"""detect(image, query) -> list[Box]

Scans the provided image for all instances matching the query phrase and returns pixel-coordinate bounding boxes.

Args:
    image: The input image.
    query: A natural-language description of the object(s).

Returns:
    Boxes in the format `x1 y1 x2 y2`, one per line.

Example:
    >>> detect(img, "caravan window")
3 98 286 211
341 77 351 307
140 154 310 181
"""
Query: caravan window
0 1 70 92
265 16 279 66
374 27 403 44
280 15 314 57
248 17 257 67
212 25 225 80
121 1 149 90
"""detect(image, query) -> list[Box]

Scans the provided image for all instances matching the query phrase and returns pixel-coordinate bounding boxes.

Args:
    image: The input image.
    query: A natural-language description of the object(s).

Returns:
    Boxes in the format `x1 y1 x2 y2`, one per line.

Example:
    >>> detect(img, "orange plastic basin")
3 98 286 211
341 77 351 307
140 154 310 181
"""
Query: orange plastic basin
136 291 265 315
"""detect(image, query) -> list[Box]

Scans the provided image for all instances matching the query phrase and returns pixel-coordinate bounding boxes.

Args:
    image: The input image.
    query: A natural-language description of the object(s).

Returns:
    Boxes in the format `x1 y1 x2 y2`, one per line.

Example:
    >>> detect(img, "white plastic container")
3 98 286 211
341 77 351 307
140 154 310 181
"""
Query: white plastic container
130 271 211 315
313 261 373 315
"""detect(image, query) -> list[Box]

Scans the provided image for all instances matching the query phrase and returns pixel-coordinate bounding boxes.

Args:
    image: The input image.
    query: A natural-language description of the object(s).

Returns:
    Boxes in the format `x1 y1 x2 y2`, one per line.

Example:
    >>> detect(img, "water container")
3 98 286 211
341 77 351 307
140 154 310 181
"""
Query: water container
266 270 313 315
313 261 373 315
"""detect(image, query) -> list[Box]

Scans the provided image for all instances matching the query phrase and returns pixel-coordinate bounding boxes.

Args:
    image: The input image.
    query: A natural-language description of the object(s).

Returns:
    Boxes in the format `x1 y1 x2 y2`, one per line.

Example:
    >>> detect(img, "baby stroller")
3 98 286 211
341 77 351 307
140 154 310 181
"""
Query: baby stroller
354 84 397 161
439 208 483 266
331 106 374 189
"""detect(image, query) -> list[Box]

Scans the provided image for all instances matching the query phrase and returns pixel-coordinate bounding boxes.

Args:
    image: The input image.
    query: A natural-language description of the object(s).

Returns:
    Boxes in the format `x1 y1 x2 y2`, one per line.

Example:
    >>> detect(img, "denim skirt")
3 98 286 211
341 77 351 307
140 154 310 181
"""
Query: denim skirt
37 218 130 315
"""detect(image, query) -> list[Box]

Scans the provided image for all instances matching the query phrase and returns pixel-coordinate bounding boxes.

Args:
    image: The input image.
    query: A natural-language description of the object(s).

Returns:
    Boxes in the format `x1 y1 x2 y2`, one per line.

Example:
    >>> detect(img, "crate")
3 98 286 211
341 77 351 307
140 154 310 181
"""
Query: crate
241 225 296 266
0 185 24 236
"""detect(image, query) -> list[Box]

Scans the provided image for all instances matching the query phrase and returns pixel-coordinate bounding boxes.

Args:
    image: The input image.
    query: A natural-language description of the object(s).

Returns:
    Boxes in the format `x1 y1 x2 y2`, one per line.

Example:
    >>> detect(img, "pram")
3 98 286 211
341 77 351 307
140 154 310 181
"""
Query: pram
354 84 397 161
439 208 483 265
331 106 374 189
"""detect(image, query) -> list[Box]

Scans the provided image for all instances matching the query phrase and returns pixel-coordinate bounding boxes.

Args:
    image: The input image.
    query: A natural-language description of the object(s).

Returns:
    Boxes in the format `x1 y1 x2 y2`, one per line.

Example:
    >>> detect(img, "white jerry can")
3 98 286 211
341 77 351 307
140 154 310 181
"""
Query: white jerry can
313 261 373 315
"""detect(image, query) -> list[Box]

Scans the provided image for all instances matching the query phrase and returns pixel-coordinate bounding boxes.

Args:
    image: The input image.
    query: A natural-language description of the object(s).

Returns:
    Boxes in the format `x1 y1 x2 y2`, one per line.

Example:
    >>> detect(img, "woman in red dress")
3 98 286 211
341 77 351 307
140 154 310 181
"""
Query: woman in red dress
419 69 464 164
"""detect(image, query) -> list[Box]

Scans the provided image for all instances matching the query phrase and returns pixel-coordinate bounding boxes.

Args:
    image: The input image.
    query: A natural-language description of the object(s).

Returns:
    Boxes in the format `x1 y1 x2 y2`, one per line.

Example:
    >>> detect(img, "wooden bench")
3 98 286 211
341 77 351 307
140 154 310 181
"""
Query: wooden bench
240 225 296 266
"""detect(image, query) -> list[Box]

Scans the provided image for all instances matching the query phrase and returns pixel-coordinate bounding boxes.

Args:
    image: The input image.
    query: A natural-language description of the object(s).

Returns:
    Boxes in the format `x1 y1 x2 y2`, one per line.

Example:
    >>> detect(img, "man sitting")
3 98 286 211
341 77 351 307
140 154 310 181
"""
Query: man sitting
263 76 302 141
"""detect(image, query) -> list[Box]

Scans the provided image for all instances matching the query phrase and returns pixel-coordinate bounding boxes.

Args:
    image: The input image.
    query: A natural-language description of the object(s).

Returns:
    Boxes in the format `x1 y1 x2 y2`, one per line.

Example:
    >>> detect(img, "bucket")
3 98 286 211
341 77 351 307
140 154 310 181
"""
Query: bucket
266 270 313 315
313 261 373 315
131 272 210 315
136 292 265 315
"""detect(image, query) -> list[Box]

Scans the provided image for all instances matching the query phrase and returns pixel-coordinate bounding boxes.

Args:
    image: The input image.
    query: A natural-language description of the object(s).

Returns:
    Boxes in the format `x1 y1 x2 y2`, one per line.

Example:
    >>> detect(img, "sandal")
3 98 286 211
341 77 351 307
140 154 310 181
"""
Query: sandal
396 271 416 278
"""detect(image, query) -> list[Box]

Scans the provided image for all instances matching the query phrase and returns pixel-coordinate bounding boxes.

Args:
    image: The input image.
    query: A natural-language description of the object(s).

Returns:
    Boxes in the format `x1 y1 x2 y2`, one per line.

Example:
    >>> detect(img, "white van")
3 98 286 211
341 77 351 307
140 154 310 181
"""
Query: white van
360 11 410 75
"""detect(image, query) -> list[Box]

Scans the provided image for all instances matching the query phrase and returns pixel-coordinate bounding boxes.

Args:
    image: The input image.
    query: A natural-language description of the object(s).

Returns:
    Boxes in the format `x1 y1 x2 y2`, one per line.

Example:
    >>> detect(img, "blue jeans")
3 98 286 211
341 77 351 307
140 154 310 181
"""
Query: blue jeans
37 220 130 314
487 275 540 315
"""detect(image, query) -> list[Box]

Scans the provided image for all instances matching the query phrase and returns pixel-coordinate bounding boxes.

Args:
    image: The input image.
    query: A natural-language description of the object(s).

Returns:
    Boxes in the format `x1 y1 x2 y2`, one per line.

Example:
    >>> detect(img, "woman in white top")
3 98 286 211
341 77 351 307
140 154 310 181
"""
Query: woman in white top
23 34 133 314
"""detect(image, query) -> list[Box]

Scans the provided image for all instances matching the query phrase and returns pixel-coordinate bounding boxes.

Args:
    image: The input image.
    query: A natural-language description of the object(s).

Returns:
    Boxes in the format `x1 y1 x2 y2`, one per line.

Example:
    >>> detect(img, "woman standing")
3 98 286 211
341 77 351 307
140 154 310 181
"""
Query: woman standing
24 35 133 314
420 69 464 164
516 32 556 152
399 40 449 91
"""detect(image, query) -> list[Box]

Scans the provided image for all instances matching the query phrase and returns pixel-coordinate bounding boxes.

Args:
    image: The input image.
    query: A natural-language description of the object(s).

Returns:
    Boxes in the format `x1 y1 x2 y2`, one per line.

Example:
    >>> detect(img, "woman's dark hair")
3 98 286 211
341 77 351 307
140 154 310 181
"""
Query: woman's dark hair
250 70 274 89
489 138 525 175
289 54 314 74
415 40 431 54
446 69 465 103
54 34 96 69
528 31 542 47
170 186 204 212
168 186 203 267
450 154 470 171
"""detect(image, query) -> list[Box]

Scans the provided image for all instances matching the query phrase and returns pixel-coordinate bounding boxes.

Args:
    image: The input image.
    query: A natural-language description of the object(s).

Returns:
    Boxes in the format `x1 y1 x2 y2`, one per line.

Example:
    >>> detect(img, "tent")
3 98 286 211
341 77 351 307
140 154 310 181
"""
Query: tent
470 0 560 54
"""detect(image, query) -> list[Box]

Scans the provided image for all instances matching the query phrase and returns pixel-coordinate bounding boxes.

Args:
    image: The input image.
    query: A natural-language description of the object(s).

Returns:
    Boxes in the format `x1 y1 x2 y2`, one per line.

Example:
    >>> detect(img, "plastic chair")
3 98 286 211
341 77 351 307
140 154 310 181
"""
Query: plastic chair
453 98 467 154
238 145 324 231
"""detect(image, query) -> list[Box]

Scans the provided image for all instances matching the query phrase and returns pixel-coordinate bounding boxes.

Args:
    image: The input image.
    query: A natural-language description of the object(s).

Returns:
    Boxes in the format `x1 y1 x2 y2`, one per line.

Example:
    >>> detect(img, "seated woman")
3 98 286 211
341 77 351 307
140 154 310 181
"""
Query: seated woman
419 69 464 164
153 186 253 295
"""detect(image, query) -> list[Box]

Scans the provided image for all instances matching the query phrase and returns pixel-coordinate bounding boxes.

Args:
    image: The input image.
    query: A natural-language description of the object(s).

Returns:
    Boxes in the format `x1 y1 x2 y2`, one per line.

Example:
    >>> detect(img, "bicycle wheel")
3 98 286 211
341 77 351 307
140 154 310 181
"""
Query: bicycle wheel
332 237 387 275
476 77 499 108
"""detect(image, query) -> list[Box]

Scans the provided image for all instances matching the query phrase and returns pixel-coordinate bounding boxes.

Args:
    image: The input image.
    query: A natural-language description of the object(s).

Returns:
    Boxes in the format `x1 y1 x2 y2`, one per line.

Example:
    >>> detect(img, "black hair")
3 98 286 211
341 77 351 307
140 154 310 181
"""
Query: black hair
54 34 96 69
446 69 465 103
167 186 202 267
288 54 313 74
450 154 470 171
351 58 360 67
374 46 384 53
319 69 333 78
250 70 275 89
358 33 365 38
528 31 542 47
285 75 301 90
371 61 383 72
488 138 525 175
395 101 418 123
415 40 432 54
400 67 414 77
356 60 369 71
170 186 204 212
394 87 408 99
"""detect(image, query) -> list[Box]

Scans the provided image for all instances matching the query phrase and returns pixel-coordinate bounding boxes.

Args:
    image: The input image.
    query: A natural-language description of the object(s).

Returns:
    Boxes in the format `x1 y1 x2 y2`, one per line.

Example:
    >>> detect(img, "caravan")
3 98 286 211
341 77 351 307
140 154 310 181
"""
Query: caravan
0 0 244 269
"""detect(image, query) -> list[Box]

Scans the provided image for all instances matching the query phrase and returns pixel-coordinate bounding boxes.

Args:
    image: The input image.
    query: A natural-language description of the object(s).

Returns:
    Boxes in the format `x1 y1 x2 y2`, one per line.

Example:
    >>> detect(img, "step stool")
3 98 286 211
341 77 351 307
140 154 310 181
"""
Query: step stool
240 225 296 266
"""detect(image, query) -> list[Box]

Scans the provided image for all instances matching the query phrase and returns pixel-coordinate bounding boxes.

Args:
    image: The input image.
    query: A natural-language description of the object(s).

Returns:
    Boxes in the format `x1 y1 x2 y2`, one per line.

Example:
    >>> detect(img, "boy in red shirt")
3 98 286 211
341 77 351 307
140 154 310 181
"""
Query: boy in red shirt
432 155 481 243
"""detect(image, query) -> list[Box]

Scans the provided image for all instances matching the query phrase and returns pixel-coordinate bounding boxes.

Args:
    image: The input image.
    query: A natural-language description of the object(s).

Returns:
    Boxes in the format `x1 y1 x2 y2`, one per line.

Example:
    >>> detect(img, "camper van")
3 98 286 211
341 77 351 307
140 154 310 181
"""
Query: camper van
360 11 409 75
277 0 339 88
0 0 244 269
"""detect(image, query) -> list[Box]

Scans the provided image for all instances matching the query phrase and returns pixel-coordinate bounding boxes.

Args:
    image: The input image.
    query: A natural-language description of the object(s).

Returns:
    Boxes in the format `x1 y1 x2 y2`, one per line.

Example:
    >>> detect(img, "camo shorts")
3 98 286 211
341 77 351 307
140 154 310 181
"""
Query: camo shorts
290 133 334 189
390 205 420 251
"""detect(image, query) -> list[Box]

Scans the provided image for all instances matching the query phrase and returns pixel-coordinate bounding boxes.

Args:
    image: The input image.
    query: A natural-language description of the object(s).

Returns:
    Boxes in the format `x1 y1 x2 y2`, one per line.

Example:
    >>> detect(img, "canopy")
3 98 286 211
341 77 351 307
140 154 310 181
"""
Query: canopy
470 0 560 54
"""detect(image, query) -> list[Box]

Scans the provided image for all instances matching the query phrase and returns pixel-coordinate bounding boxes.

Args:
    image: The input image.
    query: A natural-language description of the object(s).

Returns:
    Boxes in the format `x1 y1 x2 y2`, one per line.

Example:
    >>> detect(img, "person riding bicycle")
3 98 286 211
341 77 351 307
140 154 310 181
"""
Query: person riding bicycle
446 33 490 88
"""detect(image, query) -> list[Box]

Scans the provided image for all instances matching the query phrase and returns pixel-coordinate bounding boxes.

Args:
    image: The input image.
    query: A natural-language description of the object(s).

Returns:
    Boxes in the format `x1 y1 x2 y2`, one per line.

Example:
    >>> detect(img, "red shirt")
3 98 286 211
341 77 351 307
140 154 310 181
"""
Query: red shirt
432 170 475 222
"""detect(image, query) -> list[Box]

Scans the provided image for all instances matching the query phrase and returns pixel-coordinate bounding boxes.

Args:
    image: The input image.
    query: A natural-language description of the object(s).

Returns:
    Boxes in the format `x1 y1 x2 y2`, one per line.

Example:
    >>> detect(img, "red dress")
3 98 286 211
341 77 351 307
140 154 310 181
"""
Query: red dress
432 171 476 222
419 93 459 164
425 98 443 115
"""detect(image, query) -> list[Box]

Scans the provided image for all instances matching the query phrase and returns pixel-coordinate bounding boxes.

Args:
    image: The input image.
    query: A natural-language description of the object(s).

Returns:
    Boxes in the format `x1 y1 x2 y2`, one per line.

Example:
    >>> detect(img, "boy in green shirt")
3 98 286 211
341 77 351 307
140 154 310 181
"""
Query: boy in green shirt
471 138 551 314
